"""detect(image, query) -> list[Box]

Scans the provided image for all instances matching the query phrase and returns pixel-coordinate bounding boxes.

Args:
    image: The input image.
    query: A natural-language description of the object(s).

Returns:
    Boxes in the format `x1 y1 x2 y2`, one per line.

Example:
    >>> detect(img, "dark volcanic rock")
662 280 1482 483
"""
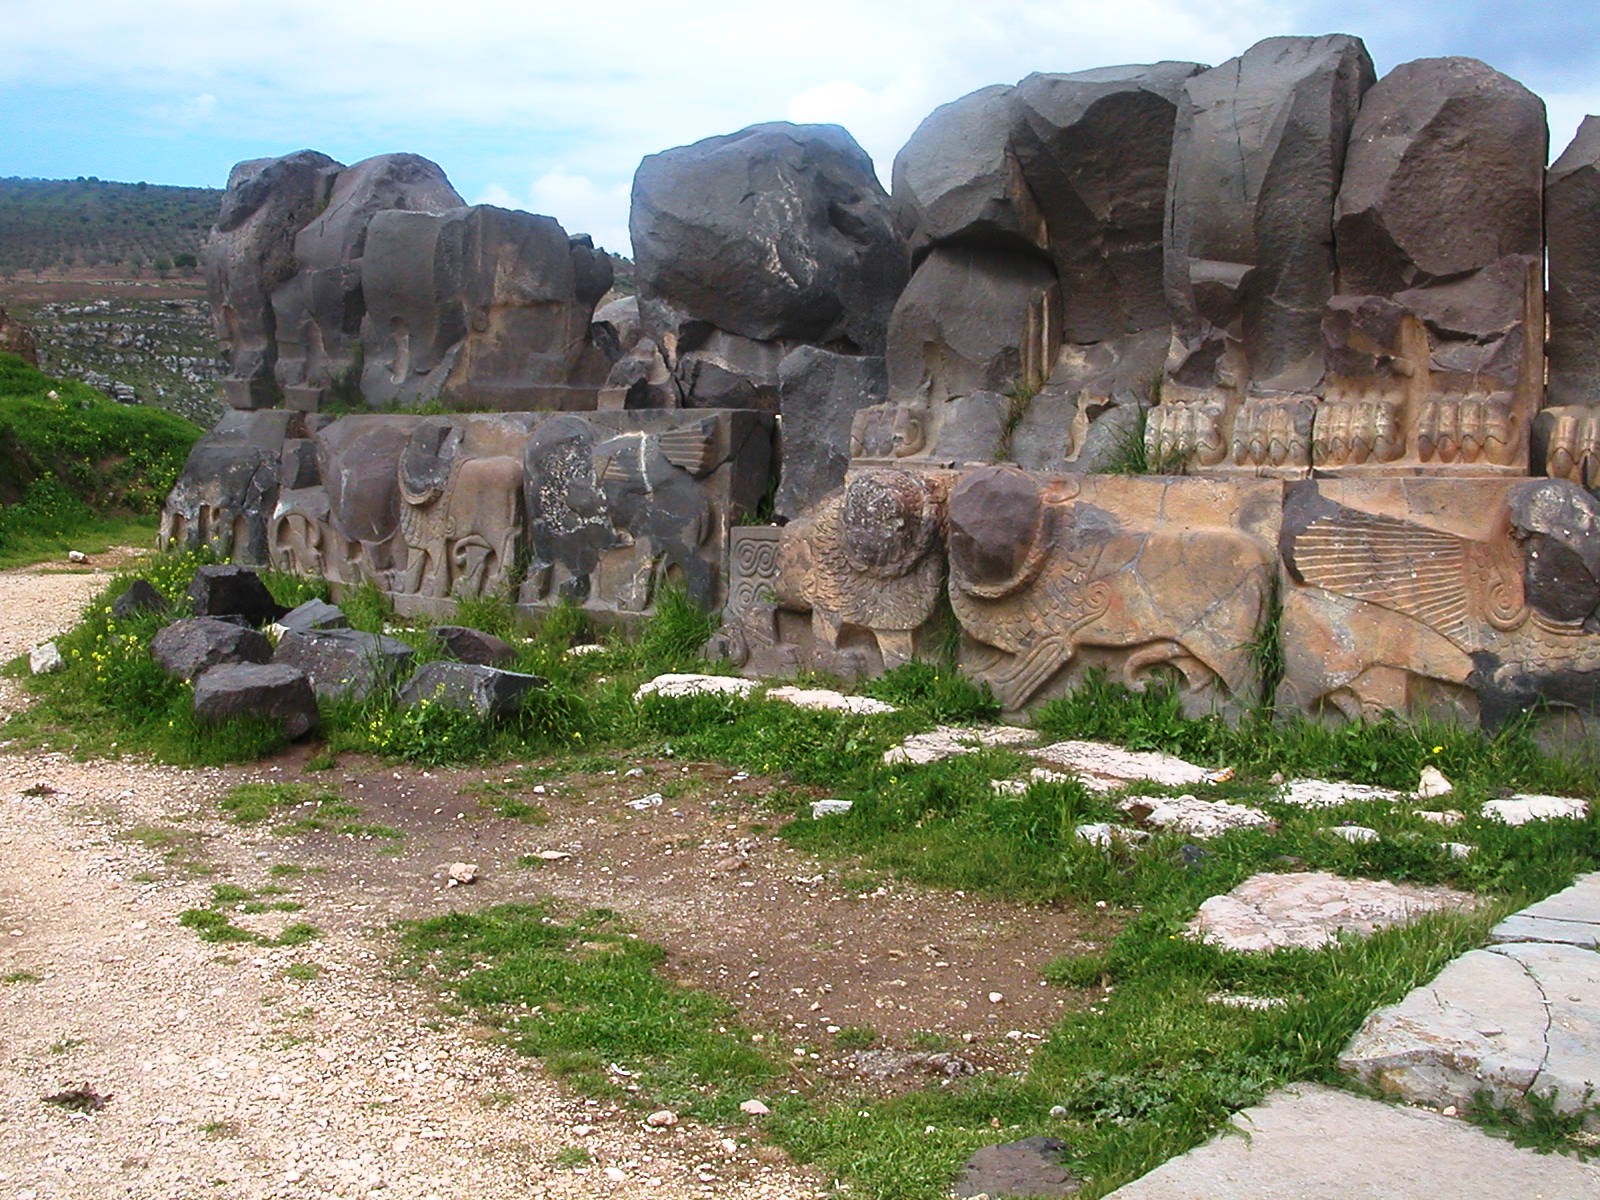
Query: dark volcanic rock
272 628 415 701
204 150 342 409
631 122 908 354
1165 35 1374 392
1548 117 1600 407
886 245 1060 403
1012 62 1203 342
161 407 303 564
151 617 272 681
186 564 282 626
775 347 888 521
398 660 545 719
1508 479 1600 625
111 579 169 622
273 598 348 635
891 84 1045 259
271 153 463 407
431 625 518 667
360 205 612 410
193 662 318 739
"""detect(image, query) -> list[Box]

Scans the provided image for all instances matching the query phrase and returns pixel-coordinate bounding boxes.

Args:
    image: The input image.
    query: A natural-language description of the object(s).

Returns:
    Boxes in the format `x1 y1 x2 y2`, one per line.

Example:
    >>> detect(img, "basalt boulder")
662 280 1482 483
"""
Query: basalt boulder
1548 117 1600 408
151 617 273 681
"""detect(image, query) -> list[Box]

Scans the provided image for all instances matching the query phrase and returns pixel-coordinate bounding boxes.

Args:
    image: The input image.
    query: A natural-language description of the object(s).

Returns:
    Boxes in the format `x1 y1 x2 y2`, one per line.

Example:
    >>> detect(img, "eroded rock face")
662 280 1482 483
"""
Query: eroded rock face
1549 118 1600 410
161 410 307 564
204 150 342 409
631 122 908 355
271 153 463 408
0 305 38 366
1164 35 1374 398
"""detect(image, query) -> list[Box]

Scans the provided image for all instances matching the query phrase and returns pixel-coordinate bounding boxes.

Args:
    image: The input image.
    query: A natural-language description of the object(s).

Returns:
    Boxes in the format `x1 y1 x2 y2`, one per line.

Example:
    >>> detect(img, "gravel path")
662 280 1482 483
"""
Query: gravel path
0 562 827 1200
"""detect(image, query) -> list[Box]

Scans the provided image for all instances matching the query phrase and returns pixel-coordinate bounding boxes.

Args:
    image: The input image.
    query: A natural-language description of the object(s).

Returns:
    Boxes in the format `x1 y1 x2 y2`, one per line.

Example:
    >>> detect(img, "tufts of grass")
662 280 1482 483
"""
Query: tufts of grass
861 661 1000 724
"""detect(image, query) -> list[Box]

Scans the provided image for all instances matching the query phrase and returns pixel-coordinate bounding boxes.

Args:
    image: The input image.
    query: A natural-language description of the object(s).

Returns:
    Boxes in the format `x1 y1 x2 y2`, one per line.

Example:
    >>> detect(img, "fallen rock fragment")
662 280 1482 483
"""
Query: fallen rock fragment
954 1135 1080 1199
1276 779 1405 808
882 725 1037 766
763 685 897 715
1482 795 1589 825
1119 794 1270 839
28 642 65 675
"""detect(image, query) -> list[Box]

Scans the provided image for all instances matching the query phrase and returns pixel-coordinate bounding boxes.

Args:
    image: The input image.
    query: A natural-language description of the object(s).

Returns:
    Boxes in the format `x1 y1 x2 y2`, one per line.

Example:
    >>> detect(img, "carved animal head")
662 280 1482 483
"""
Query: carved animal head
948 466 1077 599
839 468 942 580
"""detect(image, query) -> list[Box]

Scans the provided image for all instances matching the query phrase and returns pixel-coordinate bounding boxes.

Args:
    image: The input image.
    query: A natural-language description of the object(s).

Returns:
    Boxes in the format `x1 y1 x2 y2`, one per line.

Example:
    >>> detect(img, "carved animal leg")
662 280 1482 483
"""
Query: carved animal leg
993 638 1071 711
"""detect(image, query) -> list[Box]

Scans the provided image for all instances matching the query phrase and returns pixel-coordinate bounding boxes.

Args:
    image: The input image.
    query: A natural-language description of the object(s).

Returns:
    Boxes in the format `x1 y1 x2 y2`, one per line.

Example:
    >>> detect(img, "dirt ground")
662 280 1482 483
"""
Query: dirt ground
0 557 1112 1198
0 270 205 305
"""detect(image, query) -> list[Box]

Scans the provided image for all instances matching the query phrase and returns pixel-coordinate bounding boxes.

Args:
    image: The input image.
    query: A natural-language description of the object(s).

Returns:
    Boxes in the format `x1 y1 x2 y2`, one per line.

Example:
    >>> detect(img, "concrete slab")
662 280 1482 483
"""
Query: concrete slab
1102 1084 1600 1199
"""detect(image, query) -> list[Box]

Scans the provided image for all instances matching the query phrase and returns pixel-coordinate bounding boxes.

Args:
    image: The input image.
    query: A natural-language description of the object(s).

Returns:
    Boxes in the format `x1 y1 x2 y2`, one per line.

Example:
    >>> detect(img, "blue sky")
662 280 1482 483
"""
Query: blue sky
2 1 1597 256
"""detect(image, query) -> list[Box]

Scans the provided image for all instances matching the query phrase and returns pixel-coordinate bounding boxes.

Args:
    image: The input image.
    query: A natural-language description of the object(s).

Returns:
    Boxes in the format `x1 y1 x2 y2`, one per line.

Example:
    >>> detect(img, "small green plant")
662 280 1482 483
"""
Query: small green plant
833 1025 880 1050
2 971 42 984
283 962 322 981
553 1146 593 1169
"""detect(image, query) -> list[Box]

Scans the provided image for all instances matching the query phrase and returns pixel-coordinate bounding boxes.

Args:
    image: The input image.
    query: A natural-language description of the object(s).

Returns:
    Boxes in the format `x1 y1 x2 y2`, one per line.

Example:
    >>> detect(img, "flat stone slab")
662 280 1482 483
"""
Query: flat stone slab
1102 1083 1600 1199
763 686 898 715
882 725 1036 766
1340 940 1600 1125
1028 740 1210 792
1189 871 1476 952
1482 795 1590 825
1121 794 1271 839
1489 872 1600 948
634 673 759 702
1276 779 1405 808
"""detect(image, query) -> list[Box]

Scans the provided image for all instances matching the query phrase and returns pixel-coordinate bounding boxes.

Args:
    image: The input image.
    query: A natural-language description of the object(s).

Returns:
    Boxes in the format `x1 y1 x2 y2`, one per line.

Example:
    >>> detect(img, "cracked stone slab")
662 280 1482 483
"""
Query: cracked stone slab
1340 940 1600 1126
1102 1083 1600 1199
1275 779 1406 808
1120 794 1271 839
1028 740 1211 792
1189 871 1477 952
882 725 1037 766
1482 794 1590 825
1490 872 1600 948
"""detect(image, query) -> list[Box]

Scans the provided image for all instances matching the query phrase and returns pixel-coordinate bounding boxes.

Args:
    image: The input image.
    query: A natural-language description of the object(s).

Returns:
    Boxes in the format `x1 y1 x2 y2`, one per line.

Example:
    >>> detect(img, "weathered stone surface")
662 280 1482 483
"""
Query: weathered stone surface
192 662 318 738
161 409 304 563
948 470 1278 716
633 673 759 702
110 579 169 622
399 660 545 718
775 347 888 521
886 245 1060 405
1189 871 1475 952
272 628 414 701
1507 477 1600 625
763 686 896 715
271 153 463 407
881 725 1037 766
1548 116 1600 416
1275 779 1405 808
1120 794 1270 838
0 304 38 366
1012 62 1203 342
431 625 517 667
151 617 273 681
361 205 612 411
1028 740 1210 793
28 642 64 675
271 598 348 636
1489 872 1600 948
1102 1083 1600 1199
631 122 907 354
186 564 281 626
204 150 342 409
1279 478 1600 730
1481 795 1590 825
1164 35 1373 399
892 84 1046 259
953 1135 1079 1199
1340 941 1600 1126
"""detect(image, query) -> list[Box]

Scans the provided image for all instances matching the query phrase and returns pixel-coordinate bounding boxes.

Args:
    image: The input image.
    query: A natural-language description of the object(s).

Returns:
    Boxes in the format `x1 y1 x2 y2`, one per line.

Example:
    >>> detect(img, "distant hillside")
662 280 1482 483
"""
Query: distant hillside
0 177 222 277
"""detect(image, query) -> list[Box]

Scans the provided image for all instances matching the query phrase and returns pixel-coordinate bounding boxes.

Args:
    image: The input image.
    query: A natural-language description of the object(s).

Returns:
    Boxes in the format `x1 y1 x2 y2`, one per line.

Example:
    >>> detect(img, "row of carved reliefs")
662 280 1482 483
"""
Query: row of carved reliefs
718 464 1600 735
164 408 774 622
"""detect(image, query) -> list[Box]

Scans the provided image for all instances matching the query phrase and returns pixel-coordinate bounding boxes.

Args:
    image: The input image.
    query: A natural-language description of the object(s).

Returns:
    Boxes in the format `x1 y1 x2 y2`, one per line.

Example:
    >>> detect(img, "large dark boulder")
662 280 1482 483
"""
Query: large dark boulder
271 153 463 408
886 245 1061 403
193 662 318 738
273 599 348 635
775 347 888 521
204 150 343 409
186 564 282 626
1548 117 1600 408
151 617 273 681
431 626 517 667
631 122 908 355
1165 35 1374 393
398 660 545 719
360 206 612 410
272 628 414 700
111 579 169 622
1508 479 1600 626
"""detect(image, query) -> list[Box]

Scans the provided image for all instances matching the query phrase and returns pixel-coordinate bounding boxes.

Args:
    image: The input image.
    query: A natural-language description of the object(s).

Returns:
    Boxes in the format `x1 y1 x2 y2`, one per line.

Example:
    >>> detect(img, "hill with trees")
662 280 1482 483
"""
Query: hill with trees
0 177 221 279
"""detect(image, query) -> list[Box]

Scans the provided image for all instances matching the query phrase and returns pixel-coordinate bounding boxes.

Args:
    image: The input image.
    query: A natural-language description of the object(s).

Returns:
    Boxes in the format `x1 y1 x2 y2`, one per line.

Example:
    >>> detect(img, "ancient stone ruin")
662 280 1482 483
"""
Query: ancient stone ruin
163 33 1600 739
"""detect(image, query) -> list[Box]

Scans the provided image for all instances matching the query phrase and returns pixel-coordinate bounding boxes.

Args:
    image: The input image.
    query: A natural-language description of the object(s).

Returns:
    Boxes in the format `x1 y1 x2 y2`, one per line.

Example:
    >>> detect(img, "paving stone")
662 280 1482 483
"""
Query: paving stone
1326 824 1379 844
1489 873 1600 948
882 725 1037 766
1275 779 1405 808
1340 940 1600 1127
1482 795 1590 825
1102 1083 1600 1199
1189 871 1476 952
1028 740 1210 792
633 673 760 702
953 1135 1080 1199
1121 794 1270 839
763 686 898 715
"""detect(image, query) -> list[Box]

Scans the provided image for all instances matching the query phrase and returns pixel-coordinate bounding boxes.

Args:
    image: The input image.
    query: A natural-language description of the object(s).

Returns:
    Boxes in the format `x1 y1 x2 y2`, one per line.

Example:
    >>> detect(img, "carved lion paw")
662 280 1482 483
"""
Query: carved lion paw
1541 405 1600 486
1311 397 1402 466
1145 401 1226 471
1231 399 1311 468
1417 394 1517 466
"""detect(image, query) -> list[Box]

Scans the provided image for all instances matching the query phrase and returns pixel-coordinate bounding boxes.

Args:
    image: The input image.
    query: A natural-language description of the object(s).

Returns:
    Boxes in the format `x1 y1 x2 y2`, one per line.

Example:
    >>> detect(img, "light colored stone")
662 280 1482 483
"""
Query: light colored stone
1276 779 1404 808
882 725 1036 766
1488 872 1600 948
1340 941 1600 1126
1102 1083 1600 1199
1416 766 1454 799
1482 795 1589 825
1120 794 1270 839
444 862 478 886
810 800 854 819
1327 825 1379 844
1415 809 1464 826
28 642 65 675
1029 740 1210 793
634 674 759 702
1074 823 1147 849
763 686 897 715
739 1099 769 1116
565 642 607 657
645 1109 678 1128
1207 993 1287 1011
66 550 88 564
626 793 665 810
991 779 1029 797
1442 842 1475 860
1189 871 1476 952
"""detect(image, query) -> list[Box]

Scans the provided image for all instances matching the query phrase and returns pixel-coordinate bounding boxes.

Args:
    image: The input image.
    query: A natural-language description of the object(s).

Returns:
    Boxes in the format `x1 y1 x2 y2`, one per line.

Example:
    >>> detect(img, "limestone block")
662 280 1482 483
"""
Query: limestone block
1191 871 1475 952
947 469 1281 716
